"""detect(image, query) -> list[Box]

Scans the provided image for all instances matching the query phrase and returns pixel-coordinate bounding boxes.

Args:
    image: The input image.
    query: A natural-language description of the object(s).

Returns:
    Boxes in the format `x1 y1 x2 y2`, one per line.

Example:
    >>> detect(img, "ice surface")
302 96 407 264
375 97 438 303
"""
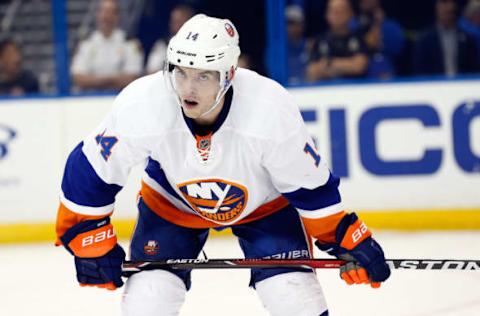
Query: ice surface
1 231 480 316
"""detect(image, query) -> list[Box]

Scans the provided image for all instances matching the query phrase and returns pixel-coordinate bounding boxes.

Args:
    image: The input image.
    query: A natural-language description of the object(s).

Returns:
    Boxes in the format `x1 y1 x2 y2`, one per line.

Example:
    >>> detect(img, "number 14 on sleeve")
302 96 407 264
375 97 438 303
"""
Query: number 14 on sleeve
304 142 320 167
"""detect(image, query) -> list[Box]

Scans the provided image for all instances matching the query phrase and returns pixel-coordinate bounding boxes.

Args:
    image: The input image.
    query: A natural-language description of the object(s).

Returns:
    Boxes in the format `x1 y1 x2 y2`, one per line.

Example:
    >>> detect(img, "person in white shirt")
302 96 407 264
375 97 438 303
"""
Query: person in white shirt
146 4 194 74
71 0 143 92
56 14 390 316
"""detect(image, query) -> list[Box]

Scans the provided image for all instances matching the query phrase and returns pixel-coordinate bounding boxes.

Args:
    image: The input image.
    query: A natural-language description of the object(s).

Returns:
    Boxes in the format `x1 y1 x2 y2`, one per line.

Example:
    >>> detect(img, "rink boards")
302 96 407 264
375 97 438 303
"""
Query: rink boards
0 79 479 242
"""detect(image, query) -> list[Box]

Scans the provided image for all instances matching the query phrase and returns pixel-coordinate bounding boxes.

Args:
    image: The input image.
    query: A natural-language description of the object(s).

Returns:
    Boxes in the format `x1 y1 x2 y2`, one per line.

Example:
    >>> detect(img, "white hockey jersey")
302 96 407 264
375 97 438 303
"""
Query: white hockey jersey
59 68 343 230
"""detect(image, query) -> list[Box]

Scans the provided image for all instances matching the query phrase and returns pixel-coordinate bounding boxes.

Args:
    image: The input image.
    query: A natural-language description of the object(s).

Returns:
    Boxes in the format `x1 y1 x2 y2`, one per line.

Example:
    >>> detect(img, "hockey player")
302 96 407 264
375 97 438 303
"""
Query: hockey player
55 14 390 316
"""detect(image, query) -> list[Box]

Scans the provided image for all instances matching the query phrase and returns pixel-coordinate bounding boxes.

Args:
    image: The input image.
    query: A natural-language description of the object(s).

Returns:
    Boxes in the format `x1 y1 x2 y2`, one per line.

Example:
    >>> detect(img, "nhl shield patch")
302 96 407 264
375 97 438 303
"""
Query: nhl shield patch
177 179 248 224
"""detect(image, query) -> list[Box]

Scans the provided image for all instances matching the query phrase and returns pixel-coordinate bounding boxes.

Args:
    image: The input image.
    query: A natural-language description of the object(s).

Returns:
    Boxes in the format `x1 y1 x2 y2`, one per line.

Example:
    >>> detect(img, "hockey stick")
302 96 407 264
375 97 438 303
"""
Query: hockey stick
122 258 480 277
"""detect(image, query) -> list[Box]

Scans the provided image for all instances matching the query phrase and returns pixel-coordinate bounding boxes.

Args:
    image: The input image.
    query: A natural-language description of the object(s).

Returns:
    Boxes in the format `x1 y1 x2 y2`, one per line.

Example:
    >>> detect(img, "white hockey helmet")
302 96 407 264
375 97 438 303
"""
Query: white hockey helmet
167 14 240 86
165 14 241 116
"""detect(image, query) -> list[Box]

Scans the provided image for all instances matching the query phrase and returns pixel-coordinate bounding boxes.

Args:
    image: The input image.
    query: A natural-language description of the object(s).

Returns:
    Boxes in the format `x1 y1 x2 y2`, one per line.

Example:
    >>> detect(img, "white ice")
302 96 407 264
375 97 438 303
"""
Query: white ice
1 231 480 316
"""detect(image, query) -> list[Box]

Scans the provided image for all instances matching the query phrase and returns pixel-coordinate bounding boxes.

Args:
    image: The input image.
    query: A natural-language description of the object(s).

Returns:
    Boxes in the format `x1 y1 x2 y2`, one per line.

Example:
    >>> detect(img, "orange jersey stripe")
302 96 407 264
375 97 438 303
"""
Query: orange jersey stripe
140 181 289 228
301 211 346 243
55 203 113 246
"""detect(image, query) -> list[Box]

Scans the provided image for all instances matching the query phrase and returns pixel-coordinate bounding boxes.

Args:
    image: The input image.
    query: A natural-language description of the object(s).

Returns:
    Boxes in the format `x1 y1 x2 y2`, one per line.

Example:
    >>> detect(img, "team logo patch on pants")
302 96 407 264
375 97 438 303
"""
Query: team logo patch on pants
177 178 248 224
144 240 159 255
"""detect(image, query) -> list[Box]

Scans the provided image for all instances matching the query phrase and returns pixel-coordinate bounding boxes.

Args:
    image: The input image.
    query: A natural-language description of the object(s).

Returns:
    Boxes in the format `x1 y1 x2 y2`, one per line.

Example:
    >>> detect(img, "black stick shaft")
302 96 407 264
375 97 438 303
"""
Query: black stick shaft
121 259 480 277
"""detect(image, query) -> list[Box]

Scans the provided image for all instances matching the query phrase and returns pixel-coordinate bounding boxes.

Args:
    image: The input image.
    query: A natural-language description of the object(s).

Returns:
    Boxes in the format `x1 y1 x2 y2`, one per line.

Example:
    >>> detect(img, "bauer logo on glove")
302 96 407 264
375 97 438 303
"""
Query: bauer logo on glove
59 216 126 290
62 217 117 258
316 212 391 288
81 225 115 247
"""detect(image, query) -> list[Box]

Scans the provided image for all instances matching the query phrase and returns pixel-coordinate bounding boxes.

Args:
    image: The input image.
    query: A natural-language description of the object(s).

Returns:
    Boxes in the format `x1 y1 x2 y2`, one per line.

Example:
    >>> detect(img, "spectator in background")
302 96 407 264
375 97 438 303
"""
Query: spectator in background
459 0 480 59
285 5 311 84
146 4 194 74
0 37 39 96
350 0 405 79
307 0 368 82
71 0 143 92
413 0 479 77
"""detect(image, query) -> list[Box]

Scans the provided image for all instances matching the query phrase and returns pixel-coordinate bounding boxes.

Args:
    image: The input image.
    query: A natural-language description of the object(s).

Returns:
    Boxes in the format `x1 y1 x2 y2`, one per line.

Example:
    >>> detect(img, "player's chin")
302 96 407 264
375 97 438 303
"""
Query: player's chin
182 105 202 119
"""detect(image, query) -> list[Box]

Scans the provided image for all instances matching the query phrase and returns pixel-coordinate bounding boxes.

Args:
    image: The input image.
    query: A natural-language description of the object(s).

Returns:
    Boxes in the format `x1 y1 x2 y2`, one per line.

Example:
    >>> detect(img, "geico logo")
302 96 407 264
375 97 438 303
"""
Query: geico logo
352 222 368 243
0 124 17 160
81 228 115 247
302 101 480 176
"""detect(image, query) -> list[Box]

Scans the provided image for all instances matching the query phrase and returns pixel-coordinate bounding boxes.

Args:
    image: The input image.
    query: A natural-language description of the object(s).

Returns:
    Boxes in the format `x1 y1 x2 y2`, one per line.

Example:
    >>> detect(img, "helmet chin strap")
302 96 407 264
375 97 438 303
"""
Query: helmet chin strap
198 81 231 118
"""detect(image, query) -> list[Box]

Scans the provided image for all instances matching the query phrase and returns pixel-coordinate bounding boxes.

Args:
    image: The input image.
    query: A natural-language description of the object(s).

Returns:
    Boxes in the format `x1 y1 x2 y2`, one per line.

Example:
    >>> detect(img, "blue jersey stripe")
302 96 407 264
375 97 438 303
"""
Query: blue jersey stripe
145 158 192 209
282 173 341 211
61 142 122 207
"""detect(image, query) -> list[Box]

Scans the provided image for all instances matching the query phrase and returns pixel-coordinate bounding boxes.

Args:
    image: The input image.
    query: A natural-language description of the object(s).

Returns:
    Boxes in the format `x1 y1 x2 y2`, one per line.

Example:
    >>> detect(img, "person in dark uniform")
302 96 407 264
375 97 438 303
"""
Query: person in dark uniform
413 0 479 77
307 0 368 82
0 37 39 96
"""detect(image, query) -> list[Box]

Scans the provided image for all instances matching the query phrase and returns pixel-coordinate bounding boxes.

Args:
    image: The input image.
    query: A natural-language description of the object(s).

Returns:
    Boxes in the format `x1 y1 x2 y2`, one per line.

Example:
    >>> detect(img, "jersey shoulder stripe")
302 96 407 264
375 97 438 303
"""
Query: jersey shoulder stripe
282 173 341 211
61 142 122 208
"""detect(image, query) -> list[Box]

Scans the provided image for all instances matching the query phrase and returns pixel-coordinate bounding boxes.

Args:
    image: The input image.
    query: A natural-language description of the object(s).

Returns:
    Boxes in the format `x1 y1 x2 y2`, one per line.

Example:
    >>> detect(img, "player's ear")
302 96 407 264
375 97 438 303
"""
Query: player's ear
228 66 235 81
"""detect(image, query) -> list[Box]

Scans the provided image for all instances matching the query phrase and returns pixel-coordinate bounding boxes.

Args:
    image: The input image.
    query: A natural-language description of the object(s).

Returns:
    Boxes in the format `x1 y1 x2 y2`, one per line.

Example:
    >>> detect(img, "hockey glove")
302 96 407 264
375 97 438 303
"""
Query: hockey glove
315 213 390 288
60 217 125 290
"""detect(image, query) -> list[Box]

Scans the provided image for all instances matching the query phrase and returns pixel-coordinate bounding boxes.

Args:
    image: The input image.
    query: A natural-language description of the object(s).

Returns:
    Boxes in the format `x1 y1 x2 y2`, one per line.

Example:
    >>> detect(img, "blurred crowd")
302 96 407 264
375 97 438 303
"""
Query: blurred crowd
292 0 480 84
0 0 479 95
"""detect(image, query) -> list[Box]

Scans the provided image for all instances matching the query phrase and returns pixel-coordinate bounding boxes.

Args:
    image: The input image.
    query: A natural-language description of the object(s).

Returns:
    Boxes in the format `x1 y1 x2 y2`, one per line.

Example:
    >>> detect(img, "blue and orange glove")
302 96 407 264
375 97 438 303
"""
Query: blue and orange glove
316 213 390 288
60 217 125 290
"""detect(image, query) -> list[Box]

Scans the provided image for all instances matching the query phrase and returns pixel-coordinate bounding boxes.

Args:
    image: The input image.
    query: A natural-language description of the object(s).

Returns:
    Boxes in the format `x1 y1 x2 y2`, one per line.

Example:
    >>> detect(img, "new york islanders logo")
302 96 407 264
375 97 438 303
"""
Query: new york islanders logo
144 240 159 255
177 179 248 224
225 23 235 37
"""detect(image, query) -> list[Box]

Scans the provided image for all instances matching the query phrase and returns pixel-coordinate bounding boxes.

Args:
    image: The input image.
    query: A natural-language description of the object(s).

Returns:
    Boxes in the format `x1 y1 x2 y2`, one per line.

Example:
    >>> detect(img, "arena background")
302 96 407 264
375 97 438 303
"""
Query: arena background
0 0 479 243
